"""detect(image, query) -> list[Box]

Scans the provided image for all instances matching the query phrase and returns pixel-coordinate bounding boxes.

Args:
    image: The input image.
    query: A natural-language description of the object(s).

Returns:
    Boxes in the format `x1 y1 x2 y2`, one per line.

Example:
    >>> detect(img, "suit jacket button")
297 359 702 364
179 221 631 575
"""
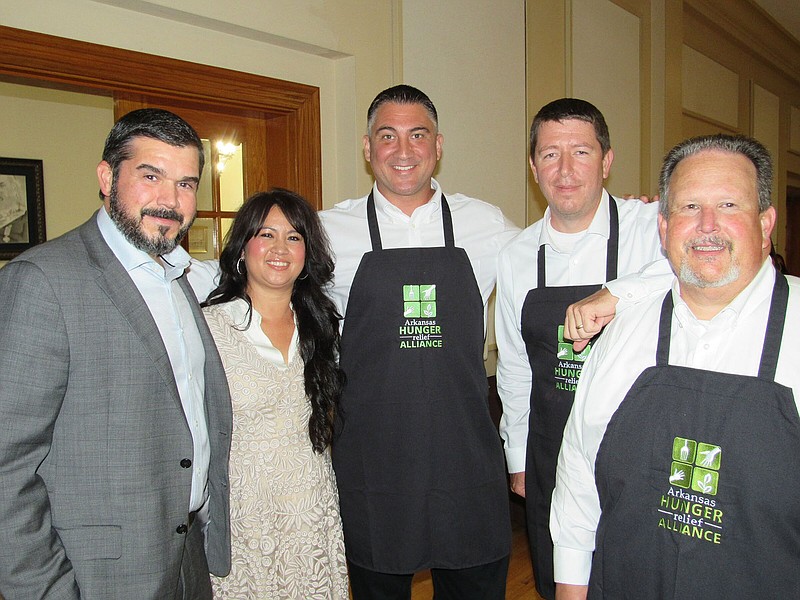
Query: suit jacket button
180 458 192 468
176 524 188 534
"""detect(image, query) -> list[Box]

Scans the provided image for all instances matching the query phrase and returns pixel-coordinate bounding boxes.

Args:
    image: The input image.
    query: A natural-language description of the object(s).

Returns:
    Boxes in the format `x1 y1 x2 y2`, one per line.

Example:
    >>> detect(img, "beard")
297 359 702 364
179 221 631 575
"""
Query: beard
108 180 194 256
677 235 740 289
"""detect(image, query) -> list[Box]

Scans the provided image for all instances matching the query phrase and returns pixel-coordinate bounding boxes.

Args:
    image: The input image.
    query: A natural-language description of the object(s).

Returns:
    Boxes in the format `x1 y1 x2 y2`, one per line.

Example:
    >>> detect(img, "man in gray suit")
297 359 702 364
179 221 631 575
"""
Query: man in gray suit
0 109 232 599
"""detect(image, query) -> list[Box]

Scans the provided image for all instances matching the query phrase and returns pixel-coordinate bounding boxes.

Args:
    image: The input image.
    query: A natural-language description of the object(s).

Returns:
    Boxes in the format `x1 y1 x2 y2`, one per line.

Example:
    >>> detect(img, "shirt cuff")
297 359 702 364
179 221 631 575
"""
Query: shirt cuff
505 446 527 473
553 545 593 585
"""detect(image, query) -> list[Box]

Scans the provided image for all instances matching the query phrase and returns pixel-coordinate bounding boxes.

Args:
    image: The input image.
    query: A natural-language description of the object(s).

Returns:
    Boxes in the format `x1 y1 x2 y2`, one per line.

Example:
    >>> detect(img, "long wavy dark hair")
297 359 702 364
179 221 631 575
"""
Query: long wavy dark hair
204 188 344 453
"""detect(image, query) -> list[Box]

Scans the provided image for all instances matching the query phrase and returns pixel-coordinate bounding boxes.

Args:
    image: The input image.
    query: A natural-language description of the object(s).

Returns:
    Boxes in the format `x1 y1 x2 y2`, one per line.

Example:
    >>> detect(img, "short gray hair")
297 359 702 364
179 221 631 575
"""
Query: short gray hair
658 134 772 219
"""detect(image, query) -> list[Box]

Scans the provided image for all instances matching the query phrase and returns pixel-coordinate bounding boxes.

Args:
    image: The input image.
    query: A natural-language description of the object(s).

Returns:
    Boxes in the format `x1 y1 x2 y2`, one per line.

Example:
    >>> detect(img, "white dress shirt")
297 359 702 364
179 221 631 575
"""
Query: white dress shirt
495 191 663 472
318 179 520 327
97 208 209 512
550 259 800 585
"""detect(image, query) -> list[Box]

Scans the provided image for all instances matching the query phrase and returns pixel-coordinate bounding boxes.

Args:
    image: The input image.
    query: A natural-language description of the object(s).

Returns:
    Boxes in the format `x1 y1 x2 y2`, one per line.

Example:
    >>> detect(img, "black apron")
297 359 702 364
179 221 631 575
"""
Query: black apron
519 199 619 599
332 193 511 573
590 272 800 599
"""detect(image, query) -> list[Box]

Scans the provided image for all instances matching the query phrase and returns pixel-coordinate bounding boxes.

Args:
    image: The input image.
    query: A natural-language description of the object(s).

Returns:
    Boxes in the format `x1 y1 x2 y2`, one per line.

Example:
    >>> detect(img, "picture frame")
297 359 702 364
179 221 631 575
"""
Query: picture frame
0 157 46 260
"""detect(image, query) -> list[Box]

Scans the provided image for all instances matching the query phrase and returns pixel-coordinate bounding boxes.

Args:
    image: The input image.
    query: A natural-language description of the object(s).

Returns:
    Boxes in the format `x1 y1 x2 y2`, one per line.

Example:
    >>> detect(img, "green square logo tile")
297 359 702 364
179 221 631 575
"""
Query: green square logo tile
404 302 420 318
557 343 573 360
691 467 719 495
673 437 697 463
558 324 567 343
573 343 592 362
419 284 436 301
669 461 692 488
695 443 722 470
421 302 436 318
403 285 420 301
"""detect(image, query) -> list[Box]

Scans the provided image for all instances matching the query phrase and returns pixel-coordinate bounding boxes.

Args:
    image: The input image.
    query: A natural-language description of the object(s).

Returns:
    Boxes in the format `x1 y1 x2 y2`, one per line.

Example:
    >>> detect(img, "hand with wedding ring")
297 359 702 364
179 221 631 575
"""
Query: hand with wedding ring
564 287 620 351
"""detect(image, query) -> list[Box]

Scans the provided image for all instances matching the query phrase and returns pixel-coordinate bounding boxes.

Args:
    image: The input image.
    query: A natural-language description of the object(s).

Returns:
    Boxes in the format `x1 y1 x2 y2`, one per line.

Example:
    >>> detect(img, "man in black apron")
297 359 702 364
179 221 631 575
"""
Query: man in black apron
321 85 519 600
551 134 800 599
495 98 663 599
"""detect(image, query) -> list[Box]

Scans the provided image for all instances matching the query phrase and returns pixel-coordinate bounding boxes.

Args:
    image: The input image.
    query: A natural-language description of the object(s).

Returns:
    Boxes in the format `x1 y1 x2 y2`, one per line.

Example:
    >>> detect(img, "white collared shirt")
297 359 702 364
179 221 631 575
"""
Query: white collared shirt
550 259 800 585
318 179 520 326
494 191 664 472
97 208 209 512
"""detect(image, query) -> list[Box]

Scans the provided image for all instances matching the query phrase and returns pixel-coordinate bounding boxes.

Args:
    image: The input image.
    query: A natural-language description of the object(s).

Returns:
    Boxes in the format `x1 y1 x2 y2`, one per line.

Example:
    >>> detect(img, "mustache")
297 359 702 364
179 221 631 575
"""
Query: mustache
140 207 183 224
683 235 732 251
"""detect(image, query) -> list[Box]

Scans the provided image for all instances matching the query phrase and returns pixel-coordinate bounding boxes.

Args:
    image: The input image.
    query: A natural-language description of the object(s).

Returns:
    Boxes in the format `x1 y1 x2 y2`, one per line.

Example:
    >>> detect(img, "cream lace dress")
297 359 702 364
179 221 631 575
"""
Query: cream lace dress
204 299 348 599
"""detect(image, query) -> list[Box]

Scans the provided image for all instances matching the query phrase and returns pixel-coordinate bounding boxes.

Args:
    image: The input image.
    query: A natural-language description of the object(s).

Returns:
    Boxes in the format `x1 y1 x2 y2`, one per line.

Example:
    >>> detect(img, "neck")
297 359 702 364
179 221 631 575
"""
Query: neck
378 184 435 217
248 287 293 320
549 196 602 234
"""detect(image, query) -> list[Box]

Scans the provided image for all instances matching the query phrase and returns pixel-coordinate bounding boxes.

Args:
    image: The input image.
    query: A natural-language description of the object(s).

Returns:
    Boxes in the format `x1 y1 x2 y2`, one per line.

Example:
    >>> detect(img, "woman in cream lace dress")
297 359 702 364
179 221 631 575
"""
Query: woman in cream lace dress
203 189 347 599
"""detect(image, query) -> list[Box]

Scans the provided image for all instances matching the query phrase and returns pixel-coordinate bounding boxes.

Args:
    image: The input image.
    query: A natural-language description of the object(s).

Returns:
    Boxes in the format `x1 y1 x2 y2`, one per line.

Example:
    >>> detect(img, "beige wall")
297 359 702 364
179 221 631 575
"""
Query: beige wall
0 0 528 225
402 0 527 228
0 84 113 265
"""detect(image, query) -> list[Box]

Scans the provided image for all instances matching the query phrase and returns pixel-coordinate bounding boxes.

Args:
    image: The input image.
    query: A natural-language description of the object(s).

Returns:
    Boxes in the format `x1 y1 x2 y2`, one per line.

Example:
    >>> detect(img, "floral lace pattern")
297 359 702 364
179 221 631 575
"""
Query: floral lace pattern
205 305 348 599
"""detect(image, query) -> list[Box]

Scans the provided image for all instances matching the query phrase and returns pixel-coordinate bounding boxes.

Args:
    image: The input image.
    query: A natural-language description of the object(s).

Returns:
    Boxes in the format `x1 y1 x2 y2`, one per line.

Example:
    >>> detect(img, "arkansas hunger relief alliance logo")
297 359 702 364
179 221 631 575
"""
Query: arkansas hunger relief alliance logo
658 436 724 544
399 284 443 349
554 325 591 391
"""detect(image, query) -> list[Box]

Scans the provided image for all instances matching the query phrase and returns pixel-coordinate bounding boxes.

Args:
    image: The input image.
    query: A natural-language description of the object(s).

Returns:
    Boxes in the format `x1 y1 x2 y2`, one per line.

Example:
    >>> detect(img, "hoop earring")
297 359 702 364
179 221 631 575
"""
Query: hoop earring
236 257 245 275
297 271 309 281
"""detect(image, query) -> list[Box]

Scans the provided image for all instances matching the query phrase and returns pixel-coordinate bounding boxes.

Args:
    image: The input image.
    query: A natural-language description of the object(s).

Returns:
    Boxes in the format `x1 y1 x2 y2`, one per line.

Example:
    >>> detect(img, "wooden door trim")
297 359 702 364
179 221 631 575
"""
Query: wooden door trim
0 25 322 207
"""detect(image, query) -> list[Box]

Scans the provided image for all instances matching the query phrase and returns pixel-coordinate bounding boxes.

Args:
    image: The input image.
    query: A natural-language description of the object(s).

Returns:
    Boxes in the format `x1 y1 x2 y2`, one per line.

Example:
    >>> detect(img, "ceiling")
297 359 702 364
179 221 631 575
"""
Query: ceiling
753 0 800 45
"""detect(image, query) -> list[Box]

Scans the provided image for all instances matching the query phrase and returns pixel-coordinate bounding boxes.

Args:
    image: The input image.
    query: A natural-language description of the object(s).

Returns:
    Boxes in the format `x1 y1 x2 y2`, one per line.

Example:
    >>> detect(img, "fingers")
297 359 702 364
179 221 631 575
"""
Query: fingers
564 288 620 344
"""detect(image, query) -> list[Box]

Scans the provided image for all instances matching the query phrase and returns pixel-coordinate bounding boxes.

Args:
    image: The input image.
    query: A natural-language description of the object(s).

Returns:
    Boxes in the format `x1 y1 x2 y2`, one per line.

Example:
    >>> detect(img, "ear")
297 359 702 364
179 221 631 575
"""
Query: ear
658 212 668 251
601 149 614 179
529 156 539 184
97 161 113 199
363 134 371 163
435 132 443 161
761 206 777 250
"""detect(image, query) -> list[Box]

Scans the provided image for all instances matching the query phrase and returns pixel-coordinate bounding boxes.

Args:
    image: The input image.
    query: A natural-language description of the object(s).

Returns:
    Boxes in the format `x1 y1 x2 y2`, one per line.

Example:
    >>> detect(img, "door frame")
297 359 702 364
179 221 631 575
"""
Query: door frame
0 25 322 208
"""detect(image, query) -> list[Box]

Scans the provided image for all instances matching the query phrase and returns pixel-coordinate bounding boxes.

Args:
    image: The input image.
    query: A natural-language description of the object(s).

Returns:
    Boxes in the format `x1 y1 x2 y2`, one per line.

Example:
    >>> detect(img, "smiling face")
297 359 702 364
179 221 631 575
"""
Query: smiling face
659 149 775 315
98 136 200 257
363 101 443 214
243 205 306 298
531 118 613 233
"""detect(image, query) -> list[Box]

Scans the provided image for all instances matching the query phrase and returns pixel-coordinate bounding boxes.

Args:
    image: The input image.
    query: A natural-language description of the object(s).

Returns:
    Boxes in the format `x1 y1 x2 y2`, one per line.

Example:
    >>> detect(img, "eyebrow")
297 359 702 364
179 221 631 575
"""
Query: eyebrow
375 125 431 135
136 163 200 185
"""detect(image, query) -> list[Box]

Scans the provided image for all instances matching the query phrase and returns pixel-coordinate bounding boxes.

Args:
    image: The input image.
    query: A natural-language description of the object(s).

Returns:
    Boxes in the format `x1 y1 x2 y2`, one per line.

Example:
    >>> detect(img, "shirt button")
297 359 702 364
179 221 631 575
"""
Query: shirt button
180 458 192 468
176 524 188 534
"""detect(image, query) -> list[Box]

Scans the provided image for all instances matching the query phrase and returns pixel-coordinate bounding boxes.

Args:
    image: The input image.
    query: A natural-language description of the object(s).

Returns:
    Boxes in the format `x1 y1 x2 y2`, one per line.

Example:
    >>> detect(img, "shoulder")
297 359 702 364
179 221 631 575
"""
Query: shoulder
446 192 505 220
498 218 543 261
612 194 661 224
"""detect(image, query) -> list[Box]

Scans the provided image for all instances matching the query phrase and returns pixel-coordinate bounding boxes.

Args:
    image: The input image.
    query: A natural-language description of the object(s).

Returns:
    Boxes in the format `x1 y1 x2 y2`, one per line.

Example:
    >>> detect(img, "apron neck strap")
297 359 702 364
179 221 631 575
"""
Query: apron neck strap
366 191 455 251
655 270 789 380
537 195 620 287
758 272 789 381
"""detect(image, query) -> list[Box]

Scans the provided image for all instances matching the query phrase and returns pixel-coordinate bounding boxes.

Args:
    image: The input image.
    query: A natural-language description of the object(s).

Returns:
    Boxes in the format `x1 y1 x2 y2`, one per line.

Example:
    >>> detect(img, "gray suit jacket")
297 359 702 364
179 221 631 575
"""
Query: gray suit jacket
0 214 232 599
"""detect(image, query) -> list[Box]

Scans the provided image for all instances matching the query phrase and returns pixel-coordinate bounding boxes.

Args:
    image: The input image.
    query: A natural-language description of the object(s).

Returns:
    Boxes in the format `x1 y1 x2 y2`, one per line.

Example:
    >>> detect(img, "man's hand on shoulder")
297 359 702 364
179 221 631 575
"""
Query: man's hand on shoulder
622 193 659 204
564 288 619 351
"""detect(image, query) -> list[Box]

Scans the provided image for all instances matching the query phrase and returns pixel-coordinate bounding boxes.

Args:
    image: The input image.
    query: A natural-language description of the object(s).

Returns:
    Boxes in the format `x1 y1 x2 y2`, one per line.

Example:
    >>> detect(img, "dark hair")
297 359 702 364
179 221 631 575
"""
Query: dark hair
204 188 344 452
367 84 438 134
658 134 773 220
530 98 611 159
99 108 204 200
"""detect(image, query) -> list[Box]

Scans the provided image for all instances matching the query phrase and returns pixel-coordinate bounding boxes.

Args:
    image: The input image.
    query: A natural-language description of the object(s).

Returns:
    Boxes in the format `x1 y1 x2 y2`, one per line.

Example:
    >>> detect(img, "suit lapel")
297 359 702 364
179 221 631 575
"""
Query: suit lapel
79 214 183 411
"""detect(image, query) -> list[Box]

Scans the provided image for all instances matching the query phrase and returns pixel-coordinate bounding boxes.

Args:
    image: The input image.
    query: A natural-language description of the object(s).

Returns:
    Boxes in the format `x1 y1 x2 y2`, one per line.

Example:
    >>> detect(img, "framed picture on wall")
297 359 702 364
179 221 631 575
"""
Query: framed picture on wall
0 157 46 260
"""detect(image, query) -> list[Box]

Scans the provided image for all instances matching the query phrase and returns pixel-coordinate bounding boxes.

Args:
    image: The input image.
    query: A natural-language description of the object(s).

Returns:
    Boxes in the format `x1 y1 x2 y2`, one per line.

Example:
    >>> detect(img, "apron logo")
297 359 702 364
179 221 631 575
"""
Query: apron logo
657 436 724 545
403 284 436 318
399 284 443 349
553 325 591 392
